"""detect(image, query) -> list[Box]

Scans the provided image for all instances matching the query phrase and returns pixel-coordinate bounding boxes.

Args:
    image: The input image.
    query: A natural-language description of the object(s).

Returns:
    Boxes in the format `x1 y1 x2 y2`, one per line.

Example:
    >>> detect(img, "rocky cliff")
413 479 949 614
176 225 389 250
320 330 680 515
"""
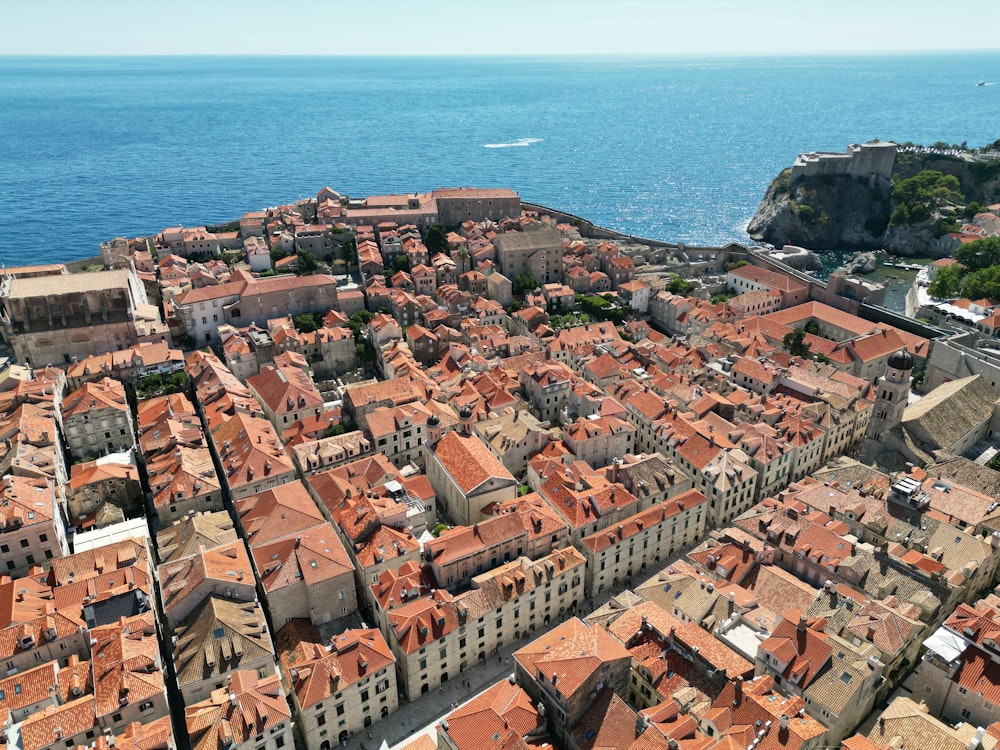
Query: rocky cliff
747 170 891 251
748 147 1000 257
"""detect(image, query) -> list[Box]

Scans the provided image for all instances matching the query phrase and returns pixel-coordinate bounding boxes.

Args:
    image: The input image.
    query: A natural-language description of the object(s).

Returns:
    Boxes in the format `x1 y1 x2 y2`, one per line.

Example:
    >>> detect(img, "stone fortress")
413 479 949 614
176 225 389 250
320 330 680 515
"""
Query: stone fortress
790 140 897 183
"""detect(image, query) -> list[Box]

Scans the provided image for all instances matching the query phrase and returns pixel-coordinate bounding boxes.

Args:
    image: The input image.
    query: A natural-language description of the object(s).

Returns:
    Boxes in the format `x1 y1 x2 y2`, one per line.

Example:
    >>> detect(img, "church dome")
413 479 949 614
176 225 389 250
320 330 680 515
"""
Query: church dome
887 349 913 371
459 405 473 420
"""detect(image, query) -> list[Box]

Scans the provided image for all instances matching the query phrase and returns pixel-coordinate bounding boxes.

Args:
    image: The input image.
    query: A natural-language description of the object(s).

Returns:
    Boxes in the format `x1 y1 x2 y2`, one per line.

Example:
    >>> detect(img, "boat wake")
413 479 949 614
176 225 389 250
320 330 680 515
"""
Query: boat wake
484 137 543 149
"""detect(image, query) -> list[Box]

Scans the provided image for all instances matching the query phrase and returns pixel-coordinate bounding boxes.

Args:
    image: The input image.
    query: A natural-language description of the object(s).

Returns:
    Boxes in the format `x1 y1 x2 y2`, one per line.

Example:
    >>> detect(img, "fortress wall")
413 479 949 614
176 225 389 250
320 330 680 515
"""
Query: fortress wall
791 142 896 182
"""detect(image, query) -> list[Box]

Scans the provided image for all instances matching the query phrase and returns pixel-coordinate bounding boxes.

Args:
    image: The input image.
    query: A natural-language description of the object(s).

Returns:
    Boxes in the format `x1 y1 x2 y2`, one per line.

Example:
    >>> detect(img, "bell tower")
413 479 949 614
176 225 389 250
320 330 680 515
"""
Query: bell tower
861 349 913 463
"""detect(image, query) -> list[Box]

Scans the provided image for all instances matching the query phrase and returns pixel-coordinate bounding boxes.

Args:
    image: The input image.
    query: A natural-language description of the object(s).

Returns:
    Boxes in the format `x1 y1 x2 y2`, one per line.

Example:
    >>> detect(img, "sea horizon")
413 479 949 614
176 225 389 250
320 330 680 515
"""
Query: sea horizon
2 52 999 267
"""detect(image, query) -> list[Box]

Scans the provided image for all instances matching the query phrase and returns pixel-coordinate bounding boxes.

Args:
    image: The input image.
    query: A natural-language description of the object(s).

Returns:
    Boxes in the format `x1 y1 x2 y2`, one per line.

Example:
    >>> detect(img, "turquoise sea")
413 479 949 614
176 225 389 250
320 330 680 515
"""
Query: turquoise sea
1 53 999 266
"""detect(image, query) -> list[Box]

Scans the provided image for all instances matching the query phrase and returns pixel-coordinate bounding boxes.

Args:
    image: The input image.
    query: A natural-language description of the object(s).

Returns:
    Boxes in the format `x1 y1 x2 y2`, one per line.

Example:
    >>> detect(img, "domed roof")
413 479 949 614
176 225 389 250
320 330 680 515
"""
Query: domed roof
459 405 473 419
887 349 913 371
427 413 440 426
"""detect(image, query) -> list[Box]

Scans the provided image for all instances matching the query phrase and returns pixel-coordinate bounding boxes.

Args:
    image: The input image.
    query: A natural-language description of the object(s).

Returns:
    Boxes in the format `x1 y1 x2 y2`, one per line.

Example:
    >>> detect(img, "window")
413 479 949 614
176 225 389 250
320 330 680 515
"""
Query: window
275 738 284 749
317 714 326 727
360 690 369 702
20 539 29 548
139 701 154 712
112 713 122 723
38 534 47 543
335 704 345 716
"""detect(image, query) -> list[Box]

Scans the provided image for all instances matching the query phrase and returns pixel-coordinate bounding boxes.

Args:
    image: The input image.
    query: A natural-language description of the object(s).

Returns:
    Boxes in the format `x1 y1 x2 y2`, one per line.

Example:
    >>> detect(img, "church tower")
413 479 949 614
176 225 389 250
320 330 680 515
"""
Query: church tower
861 349 913 463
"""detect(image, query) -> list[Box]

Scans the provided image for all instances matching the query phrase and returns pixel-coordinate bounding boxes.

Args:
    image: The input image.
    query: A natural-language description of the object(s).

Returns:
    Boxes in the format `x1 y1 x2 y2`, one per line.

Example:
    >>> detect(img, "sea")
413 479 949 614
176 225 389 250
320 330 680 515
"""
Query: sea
2 53 999 279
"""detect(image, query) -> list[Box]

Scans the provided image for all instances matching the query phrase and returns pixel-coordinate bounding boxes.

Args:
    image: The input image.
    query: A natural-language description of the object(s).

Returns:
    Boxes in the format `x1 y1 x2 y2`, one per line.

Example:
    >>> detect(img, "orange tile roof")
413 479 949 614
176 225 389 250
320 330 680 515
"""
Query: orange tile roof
251 524 353 594
211 412 295 492
431 431 516 495
19 695 97 750
441 679 542 750
90 612 164 719
235 480 325 548
184 671 290 750
277 621 395 709
582 490 708 554
158 540 253 618
758 610 833 689
513 617 631 700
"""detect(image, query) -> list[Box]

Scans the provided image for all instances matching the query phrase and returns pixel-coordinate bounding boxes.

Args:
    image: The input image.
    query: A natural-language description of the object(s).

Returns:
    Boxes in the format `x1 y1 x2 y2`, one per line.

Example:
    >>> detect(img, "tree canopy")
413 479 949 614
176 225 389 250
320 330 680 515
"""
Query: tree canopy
513 273 539 294
889 170 964 227
424 223 448 255
927 238 1000 301
783 327 811 358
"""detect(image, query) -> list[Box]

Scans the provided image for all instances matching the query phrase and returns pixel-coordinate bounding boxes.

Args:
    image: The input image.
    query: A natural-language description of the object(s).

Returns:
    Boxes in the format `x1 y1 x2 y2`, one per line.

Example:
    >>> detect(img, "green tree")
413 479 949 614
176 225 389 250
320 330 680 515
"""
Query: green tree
165 372 189 393
954 237 1000 271
889 204 910 227
783 327 811 357
424 223 448 255
513 273 539 294
293 313 320 333
348 310 376 338
322 423 347 438
667 276 695 295
961 265 1000 300
890 170 963 226
297 248 319 275
390 254 410 276
804 321 820 336
270 247 288 265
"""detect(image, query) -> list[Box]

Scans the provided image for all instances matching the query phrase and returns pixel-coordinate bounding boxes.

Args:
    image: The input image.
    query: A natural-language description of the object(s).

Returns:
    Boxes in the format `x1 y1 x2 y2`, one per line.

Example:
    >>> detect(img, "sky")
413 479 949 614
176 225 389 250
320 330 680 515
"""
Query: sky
5 0 1000 57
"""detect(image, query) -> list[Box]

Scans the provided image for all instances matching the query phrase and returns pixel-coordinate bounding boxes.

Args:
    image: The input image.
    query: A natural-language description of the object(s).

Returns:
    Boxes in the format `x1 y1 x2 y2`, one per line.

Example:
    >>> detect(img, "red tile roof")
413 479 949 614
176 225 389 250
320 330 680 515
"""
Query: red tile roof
432 431 516 495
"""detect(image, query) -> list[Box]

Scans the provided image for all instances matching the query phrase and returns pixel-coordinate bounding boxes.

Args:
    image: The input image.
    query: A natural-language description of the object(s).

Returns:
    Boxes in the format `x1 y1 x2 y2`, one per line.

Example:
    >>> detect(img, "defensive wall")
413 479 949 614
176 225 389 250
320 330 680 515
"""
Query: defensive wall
790 141 897 182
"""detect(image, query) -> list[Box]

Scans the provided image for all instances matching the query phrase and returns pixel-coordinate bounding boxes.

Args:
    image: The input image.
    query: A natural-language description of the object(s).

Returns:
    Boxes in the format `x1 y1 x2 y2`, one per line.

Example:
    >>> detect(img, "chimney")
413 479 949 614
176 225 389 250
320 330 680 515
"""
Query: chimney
797 614 808 633
734 676 743 704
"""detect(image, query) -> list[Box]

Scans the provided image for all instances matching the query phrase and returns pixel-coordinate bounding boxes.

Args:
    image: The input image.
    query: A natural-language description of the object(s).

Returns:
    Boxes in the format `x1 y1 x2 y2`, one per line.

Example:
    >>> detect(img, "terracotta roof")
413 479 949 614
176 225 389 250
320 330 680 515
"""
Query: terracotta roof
90 612 163 720
251 523 353 594
247 365 324 416
235 480 325 548
173 598 274 690
866 696 996 750
184 671 289 750
18 695 97 750
211 412 295 492
513 617 631 700
581 490 707 554
440 679 543 750
758 610 833 688
155 511 238 564
277 620 395 709
431 431 516 495
158 540 253 620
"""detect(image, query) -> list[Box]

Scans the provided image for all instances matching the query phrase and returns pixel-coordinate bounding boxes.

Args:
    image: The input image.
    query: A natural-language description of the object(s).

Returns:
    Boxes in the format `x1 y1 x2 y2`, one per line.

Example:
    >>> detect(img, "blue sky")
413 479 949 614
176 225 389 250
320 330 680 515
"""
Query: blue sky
7 0 1000 56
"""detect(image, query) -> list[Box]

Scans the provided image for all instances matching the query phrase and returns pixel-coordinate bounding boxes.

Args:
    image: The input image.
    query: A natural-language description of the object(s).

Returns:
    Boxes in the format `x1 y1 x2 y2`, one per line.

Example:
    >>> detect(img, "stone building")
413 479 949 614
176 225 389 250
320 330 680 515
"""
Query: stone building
0 475 68 577
277 622 398 747
59 377 134 460
513 617 632 745
183 671 292 750
495 226 562 285
580 489 708 597
425 423 518 526
433 188 520 225
0 266 167 366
